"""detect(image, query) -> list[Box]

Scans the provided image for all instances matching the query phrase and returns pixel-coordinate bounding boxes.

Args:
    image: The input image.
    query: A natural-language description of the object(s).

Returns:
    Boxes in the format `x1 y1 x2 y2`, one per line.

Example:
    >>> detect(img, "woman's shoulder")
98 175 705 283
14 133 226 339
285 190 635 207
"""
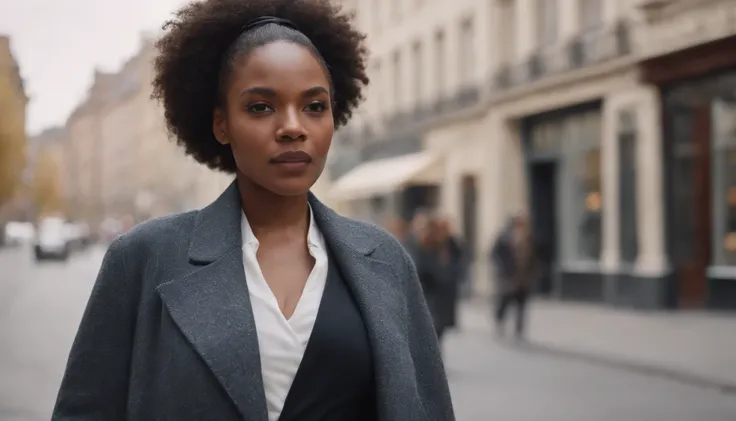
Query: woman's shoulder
335 215 407 252
336 216 417 277
108 210 199 261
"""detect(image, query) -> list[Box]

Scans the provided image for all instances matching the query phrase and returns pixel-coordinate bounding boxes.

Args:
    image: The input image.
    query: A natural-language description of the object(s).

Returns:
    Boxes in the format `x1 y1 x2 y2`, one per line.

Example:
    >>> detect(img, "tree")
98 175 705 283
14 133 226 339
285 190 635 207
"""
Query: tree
0 75 27 209
32 146 62 218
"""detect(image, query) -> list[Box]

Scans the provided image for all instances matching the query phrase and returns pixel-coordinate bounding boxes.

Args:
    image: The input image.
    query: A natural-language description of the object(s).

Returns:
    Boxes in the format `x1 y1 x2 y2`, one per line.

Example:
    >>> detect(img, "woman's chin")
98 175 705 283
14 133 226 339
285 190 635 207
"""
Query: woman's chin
265 179 318 197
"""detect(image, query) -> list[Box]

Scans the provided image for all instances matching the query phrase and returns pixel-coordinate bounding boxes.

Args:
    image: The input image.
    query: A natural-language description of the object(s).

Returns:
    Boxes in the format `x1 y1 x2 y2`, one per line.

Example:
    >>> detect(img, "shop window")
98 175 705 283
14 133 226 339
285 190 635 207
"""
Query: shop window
618 110 638 264
712 97 736 265
527 108 602 265
560 111 602 262
577 147 602 259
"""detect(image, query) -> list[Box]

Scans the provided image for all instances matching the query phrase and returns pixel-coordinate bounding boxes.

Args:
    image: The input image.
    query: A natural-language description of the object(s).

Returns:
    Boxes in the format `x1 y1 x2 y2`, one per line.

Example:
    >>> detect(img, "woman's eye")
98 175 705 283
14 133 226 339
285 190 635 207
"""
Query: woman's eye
305 101 327 113
247 103 273 114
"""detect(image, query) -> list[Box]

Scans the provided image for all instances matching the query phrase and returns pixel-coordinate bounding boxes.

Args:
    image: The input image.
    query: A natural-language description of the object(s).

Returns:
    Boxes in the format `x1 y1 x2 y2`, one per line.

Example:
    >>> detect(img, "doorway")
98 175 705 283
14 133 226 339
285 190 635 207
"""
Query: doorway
667 105 712 308
461 175 478 262
530 161 558 295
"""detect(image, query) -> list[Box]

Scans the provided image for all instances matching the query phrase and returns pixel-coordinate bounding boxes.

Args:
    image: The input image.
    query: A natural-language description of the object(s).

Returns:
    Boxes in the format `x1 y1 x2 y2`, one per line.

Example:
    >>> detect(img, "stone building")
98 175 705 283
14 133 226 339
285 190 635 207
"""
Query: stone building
0 35 29 222
329 0 736 309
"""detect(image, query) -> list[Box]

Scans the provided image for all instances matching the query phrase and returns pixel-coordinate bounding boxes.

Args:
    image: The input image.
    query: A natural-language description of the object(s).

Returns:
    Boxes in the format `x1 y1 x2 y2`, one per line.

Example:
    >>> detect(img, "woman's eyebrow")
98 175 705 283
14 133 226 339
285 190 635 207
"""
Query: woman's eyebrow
240 86 328 98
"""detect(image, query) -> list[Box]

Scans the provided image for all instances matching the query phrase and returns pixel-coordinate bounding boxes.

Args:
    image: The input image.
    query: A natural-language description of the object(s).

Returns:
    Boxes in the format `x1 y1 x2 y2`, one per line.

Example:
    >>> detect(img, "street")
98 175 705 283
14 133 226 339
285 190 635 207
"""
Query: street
1 246 735 421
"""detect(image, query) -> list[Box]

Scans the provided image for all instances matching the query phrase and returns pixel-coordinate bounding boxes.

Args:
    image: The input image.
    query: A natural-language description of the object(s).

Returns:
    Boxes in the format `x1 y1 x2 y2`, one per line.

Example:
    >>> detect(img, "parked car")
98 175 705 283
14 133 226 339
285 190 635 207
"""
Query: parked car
3 221 35 247
34 217 70 261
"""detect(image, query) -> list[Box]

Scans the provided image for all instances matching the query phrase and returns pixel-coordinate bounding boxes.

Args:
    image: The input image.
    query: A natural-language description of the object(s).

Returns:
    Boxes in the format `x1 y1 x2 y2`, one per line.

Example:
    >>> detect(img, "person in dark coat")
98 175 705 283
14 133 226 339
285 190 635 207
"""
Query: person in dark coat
50 1 455 419
405 212 449 342
437 217 465 331
490 212 539 338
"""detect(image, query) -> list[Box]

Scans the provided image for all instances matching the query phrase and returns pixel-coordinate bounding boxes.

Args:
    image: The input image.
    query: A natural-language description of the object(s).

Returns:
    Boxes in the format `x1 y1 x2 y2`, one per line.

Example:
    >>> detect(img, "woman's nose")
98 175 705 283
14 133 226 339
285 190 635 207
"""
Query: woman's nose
276 107 307 142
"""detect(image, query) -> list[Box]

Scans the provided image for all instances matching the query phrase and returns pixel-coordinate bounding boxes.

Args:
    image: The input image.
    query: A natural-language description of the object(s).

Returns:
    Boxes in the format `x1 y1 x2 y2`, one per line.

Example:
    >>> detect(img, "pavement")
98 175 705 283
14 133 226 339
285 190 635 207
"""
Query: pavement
473 297 736 393
1 244 736 420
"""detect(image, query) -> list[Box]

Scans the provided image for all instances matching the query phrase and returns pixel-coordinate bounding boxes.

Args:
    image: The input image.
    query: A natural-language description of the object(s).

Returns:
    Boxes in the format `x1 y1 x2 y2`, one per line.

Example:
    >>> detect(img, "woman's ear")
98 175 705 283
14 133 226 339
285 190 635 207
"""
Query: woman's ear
213 108 229 145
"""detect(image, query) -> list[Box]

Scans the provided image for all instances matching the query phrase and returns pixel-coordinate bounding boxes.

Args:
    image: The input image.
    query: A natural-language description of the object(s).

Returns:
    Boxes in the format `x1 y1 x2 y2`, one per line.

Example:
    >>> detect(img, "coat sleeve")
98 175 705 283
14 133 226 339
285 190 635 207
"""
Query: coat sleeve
400 247 456 420
52 235 136 420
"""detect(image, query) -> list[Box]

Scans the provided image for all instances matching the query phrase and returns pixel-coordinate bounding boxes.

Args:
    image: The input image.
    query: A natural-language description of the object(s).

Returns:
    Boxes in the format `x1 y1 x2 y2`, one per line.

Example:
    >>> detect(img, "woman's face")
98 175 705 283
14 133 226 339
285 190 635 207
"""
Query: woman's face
215 41 334 196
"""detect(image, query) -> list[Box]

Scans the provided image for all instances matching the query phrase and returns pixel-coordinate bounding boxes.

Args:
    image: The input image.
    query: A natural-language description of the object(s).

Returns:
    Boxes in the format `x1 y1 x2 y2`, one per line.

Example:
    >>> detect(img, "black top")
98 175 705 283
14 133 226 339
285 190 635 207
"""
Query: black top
277 246 377 421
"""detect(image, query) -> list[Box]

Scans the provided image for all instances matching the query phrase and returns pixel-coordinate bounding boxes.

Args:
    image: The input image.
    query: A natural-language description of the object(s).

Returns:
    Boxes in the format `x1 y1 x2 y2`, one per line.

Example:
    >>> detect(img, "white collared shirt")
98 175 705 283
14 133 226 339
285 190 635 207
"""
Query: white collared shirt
240 207 329 421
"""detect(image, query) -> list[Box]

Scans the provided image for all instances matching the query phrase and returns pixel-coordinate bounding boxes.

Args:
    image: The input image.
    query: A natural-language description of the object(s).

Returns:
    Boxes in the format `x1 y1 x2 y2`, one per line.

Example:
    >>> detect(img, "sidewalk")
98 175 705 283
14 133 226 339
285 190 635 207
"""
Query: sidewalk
461 299 736 392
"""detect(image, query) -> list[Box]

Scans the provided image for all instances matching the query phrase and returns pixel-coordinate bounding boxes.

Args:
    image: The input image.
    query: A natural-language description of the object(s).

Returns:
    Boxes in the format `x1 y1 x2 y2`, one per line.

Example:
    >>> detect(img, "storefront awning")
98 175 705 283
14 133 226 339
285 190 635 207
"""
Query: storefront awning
329 152 442 202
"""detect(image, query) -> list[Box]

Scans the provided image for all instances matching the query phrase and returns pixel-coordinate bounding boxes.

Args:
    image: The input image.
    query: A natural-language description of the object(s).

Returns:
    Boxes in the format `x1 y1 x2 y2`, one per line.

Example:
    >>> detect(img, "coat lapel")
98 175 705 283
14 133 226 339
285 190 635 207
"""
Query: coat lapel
152 181 422 421
309 195 426 421
156 183 269 421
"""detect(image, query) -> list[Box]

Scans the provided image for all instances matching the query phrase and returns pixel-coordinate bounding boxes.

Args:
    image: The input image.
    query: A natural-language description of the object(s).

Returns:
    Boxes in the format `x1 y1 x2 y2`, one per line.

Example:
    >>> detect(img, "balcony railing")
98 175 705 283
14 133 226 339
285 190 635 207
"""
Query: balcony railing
491 20 633 93
340 83 483 148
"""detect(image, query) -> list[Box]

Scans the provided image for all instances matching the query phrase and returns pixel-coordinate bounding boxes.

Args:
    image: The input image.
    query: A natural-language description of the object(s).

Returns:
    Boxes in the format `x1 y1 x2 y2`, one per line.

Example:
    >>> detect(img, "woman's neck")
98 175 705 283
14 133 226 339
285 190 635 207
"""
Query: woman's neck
236 176 310 238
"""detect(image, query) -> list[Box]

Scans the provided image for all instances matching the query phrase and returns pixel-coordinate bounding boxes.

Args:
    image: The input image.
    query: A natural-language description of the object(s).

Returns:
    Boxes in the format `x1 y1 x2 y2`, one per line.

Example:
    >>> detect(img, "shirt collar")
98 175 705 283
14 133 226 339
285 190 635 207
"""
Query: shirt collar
240 204 325 250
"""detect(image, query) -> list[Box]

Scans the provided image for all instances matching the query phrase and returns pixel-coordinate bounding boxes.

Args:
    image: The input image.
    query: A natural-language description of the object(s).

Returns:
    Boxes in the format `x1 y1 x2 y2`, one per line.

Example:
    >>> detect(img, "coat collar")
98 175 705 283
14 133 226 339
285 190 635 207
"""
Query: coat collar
187 181 379 263
158 181 421 420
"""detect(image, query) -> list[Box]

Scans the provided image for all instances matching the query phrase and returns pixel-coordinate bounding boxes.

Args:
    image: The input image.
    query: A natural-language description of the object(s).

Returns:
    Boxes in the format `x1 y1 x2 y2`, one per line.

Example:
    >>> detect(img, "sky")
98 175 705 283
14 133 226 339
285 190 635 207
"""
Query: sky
0 0 190 136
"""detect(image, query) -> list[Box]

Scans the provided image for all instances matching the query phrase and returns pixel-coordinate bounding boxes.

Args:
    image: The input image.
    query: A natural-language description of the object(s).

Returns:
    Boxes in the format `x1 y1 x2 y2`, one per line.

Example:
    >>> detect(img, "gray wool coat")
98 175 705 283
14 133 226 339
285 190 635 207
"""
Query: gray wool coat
51 182 455 421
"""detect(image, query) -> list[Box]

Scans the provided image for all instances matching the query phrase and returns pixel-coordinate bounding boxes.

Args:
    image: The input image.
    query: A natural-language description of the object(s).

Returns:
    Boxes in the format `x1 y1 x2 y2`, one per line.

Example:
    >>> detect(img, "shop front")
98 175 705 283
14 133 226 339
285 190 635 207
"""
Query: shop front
522 101 604 299
642 35 736 310
328 134 443 227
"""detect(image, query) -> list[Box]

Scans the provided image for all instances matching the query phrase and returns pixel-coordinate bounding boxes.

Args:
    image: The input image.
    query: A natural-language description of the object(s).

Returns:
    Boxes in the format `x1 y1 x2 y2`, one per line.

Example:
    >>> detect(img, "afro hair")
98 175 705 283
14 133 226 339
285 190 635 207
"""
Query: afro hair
151 0 369 172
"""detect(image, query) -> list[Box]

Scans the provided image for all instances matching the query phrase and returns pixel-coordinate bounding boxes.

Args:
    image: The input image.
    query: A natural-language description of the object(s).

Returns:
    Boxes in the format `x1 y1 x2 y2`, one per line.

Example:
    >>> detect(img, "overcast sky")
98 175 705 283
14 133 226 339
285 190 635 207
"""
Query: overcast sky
0 0 191 136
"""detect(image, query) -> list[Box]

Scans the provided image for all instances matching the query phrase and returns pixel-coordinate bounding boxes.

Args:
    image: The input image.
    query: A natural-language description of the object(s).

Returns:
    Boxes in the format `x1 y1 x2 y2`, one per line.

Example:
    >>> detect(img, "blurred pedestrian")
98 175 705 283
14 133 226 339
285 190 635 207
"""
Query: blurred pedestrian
405 212 451 343
436 217 465 332
51 1 454 420
490 212 539 338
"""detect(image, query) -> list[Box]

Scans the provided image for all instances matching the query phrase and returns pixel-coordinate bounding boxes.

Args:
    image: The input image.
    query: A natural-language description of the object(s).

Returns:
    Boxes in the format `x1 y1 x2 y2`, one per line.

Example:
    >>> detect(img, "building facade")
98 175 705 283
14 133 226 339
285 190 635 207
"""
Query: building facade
65 36 232 227
27 127 67 218
329 0 646 299
329 0 736 310
636 0 736 310
0 35 29 222
65 72 111 223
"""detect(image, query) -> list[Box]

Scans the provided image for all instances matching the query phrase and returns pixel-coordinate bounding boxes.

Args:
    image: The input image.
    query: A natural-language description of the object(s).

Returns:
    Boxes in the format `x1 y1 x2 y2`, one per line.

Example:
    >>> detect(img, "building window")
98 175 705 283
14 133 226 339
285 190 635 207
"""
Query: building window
580 0 603 30
371 59 382 118
527 108 602 265
712 96 736 266
537 0 558 48
411 40 423 107
579 0 603 60
459 17 475 84
618 110 638 264
498 0 516 65
559 110 602 262
392 49 402 110
372 0 380 31
435 29 446 99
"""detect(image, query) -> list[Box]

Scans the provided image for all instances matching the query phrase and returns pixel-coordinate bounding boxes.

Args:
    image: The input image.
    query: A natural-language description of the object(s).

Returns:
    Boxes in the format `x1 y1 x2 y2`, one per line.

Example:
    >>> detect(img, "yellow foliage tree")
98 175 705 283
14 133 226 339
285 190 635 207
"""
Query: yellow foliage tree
0 75 27 208
32 146 62 217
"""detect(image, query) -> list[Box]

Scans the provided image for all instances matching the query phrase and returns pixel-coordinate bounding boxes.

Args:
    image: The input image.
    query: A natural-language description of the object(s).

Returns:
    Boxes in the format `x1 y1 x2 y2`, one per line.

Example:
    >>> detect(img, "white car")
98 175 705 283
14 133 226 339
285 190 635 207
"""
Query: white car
34 217 70 261
3 221 35 246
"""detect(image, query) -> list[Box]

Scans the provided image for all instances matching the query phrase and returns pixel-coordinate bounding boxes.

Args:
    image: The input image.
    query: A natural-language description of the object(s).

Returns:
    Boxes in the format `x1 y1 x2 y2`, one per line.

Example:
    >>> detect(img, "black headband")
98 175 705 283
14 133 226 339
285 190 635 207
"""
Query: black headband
241 16 298 33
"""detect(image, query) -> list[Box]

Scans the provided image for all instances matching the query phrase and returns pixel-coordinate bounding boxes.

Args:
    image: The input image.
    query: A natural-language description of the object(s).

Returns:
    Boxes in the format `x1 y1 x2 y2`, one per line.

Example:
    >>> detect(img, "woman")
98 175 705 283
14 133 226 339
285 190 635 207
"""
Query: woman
51 1 454 420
